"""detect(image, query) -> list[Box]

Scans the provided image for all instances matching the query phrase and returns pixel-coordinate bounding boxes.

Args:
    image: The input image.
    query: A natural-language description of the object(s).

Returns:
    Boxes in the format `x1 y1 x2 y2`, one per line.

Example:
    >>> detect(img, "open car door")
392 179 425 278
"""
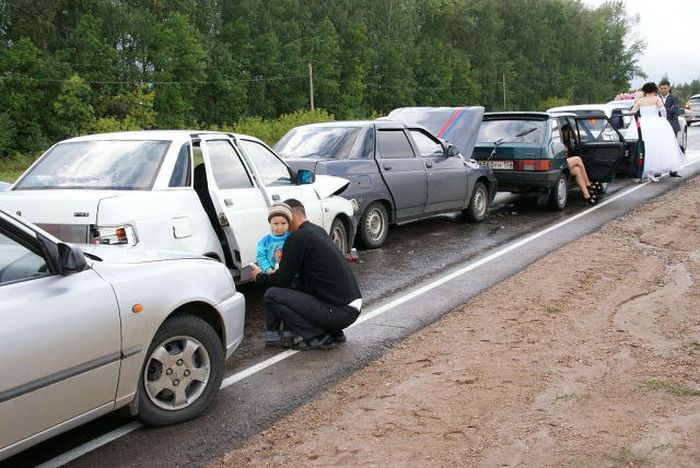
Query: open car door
198 135 269 279
573 115 626 183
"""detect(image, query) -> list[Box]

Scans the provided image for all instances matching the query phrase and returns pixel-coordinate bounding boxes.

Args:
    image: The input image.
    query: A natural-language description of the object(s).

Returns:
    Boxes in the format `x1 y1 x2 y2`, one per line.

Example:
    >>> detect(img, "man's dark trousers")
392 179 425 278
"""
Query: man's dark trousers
265 287 359 341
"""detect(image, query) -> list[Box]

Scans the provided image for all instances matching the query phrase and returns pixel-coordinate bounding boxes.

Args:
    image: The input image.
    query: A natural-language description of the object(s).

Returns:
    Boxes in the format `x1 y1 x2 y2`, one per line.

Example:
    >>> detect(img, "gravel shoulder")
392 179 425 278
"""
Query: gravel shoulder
215 176 700 467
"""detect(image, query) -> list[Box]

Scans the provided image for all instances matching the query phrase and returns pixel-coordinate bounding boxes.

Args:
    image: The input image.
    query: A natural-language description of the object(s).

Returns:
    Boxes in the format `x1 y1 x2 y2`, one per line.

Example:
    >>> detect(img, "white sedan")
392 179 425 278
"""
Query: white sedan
0 130 356 283
0 209 245 461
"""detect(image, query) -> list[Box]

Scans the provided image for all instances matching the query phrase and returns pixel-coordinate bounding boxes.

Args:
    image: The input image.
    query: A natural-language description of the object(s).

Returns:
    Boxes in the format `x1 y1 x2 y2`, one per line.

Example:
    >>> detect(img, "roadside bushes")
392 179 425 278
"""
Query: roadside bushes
216 109 335 146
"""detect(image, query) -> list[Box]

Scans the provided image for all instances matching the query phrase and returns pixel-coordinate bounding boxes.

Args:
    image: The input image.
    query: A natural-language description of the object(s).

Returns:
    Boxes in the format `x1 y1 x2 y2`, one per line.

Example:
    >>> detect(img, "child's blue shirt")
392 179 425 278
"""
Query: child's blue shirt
256 232 289 272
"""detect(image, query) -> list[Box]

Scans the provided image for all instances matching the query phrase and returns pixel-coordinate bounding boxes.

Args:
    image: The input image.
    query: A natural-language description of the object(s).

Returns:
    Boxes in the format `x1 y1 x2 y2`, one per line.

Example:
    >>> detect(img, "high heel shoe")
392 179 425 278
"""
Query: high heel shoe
584 192 598 205
648 175 659 183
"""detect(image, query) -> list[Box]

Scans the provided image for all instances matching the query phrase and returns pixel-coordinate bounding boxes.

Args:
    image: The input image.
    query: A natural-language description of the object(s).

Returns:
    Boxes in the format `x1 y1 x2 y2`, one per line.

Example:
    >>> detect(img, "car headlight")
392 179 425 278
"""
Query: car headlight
89 224 138 246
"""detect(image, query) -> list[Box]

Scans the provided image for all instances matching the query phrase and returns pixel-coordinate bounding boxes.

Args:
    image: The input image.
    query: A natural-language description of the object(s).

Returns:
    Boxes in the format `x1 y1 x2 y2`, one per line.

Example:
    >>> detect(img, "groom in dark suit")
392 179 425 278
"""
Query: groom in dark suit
659 79 682 176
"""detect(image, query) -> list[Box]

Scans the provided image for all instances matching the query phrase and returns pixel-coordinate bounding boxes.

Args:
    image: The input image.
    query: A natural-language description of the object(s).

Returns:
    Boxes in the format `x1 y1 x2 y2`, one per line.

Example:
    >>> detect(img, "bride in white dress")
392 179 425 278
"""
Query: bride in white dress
629 82 683 182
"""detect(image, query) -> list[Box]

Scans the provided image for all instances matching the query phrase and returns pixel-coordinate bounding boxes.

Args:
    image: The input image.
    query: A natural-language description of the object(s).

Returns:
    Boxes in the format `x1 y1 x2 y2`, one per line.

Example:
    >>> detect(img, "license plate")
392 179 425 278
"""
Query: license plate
480 160 513 170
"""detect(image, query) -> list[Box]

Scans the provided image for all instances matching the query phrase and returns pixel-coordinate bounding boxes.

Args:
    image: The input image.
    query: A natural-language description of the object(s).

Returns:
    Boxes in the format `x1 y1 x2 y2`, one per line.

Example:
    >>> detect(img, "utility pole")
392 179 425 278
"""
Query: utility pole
502 71 507 110
308 62 315 111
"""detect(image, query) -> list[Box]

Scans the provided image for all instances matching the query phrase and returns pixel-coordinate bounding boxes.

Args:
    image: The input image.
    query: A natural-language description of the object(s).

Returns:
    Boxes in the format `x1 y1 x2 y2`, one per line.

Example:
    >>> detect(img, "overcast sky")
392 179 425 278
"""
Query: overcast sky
581 0 700 88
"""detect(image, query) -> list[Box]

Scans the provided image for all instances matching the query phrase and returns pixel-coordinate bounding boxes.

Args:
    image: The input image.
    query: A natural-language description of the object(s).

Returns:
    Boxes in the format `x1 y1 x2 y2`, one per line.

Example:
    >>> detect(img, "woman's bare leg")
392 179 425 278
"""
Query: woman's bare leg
569 166 590 198
567 156 591 186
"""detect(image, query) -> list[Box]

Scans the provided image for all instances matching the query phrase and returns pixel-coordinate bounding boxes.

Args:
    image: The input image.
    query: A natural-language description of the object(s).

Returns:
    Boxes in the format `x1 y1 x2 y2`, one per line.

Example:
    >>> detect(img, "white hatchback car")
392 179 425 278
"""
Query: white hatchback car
0 209 245 461
0 131 355 282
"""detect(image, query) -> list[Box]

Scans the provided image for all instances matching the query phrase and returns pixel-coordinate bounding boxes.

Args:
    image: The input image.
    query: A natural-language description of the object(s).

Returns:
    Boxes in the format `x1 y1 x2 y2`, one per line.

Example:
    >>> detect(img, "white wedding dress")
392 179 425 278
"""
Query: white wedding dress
637 105 683 177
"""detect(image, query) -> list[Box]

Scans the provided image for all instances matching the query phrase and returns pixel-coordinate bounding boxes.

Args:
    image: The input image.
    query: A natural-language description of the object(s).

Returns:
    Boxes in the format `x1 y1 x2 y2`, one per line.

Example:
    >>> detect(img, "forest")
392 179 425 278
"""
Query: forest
0 0 651 161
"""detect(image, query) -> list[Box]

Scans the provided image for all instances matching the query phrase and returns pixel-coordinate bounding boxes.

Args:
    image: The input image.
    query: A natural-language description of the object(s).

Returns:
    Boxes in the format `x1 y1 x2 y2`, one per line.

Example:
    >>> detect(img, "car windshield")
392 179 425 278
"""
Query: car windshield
477 120 545 144
14 140 170 190
275 126 362 159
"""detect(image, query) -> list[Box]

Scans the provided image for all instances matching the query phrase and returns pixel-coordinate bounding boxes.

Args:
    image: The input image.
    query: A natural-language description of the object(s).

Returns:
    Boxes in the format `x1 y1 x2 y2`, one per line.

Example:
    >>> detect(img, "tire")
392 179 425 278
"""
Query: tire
358 202 389 249
681 129 688 153
463 181 488 223
548 172 568 210
137 314 224 426
329 217 349 253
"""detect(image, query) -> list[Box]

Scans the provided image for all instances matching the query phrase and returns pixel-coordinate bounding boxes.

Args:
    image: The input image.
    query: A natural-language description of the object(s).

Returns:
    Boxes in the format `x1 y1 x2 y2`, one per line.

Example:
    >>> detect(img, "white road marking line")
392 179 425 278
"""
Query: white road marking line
36 156 700 467
35 422 142 468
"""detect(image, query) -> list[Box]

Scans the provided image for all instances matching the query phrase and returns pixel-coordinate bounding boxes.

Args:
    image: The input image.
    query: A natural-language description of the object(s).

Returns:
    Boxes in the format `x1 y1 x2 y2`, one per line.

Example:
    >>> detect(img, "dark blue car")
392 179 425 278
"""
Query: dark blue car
275 119 497 248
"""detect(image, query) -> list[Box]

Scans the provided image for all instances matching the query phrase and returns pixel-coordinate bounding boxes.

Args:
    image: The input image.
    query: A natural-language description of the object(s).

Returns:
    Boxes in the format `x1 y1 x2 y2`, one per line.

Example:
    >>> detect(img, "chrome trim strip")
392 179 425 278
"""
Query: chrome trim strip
0 352 122 404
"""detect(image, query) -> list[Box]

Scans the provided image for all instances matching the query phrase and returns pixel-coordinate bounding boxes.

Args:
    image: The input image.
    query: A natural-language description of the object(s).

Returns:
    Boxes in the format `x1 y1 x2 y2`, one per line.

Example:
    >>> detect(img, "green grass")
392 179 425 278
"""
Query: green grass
544 304 562 313
0 153 36 183
641 379 700 397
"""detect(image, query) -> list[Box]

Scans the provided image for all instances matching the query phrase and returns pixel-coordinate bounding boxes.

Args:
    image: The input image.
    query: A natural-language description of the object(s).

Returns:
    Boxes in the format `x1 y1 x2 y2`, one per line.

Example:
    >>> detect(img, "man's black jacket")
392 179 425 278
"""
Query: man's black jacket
663 93 682 134
255 221 361 306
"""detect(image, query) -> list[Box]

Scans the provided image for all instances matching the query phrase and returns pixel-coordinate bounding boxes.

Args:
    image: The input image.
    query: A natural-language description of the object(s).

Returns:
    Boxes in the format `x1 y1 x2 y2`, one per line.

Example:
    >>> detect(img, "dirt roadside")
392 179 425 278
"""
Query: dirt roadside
215 178 700 467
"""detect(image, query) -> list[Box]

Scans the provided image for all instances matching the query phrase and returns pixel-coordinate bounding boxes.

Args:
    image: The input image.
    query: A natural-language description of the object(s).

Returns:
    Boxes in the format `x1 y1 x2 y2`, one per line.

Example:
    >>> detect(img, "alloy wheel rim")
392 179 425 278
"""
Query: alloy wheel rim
144 335 211 411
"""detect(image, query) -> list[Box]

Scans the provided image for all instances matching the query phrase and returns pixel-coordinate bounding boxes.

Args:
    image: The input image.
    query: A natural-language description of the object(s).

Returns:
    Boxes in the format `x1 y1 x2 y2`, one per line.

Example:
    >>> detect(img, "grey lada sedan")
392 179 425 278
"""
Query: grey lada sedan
276 117 497 248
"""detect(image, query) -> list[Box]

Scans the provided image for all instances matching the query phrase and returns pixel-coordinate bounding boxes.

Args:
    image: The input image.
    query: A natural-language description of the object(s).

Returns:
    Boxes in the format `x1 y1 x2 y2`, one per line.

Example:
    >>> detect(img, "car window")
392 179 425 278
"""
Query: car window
239 140 293 186
409 130 444 157
477 120 545 144
0 230 48 285
576 118 620 143
377 129 415 159
206 140 254 189
14 140 170 190
274 126 363 160
169 142 192 187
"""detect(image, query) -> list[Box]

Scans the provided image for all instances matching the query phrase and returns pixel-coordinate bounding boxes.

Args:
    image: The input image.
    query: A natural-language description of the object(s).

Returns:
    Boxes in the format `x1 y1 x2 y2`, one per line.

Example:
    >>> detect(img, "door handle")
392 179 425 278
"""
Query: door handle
272 194 280 201
425 161 433 168
383 164 392 171
224 198 233 206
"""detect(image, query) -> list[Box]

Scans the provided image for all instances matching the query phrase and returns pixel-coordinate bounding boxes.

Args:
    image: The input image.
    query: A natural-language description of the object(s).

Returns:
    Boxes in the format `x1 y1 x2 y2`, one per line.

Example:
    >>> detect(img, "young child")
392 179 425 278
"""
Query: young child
257 203 296 346
257 203 292 273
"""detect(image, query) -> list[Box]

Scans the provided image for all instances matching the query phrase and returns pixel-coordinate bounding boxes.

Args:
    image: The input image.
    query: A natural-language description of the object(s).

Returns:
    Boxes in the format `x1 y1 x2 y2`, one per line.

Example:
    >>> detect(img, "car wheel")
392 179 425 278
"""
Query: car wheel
463 181 488 223
330 217 349 253
358 202 389 249
548 173 568 210
137 314 224 426
682 129 688 153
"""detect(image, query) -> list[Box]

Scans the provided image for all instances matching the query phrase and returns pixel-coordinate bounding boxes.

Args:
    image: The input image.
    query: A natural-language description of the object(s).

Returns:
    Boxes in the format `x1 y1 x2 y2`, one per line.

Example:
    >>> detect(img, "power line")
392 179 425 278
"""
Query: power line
0 74 309 85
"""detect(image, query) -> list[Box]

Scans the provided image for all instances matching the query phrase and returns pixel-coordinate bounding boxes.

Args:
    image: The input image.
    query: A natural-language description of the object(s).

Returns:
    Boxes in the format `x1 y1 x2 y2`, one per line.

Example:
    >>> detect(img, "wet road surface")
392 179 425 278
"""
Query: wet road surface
5 127 700 467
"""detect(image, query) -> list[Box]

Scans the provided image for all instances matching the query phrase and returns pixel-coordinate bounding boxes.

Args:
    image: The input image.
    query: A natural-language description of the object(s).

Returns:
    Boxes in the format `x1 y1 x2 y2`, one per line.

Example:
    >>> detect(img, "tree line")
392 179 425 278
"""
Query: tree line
0 0 644 157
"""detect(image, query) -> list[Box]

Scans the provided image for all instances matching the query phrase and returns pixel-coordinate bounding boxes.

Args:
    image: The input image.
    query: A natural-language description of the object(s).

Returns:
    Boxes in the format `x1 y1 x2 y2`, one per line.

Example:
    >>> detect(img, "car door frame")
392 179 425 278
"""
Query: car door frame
0 212 121 459
373 123 429 221
198 135 271 278
406 127 469 213
234 137 326 228
572 115 627 183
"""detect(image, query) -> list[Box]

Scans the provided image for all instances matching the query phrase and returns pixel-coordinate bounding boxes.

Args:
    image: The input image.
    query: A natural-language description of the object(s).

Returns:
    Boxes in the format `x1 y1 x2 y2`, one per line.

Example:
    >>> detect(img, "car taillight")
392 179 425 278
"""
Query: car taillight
513 159 550 171
89 224 137 245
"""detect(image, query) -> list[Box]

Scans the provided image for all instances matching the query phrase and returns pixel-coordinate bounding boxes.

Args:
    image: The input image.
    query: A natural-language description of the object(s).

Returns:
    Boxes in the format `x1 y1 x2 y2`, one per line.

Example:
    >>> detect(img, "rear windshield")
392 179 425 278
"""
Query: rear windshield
275 126 362 159
477 120 545 144
14 140 170 190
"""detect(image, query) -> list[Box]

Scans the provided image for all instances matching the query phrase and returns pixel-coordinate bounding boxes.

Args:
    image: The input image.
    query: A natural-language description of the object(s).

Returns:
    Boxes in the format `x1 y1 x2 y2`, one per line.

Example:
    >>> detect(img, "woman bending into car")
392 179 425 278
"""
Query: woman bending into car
562 125 603 204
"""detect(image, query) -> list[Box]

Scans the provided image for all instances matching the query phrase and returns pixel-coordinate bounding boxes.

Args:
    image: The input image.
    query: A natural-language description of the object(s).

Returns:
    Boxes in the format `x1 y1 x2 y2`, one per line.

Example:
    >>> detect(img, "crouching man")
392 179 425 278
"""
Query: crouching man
251 199 362 350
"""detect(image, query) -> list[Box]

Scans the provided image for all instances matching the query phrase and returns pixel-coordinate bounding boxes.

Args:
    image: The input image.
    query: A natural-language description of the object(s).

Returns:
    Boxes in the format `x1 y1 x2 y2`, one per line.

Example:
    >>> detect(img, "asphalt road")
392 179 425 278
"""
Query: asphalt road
6 126 700 467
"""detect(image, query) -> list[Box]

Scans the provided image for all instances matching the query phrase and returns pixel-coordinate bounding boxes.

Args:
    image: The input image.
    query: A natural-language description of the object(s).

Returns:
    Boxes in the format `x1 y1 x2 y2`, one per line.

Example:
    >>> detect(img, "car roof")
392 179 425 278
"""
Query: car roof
690 94 700 99
483 112 551 120
548 103 628 114
61 130 265 145
293 120 430 131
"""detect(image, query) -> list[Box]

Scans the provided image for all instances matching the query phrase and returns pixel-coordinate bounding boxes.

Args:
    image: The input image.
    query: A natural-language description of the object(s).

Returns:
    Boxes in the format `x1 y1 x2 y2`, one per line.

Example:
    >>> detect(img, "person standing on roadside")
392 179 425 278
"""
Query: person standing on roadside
659 79 683 176
251 199 362 350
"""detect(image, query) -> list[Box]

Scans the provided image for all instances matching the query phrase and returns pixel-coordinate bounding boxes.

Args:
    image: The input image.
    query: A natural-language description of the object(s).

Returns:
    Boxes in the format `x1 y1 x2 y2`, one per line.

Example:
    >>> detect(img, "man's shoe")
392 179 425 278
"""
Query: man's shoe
329 330 347 343
295 334 335 351
265 331 297 348
670 171 681 177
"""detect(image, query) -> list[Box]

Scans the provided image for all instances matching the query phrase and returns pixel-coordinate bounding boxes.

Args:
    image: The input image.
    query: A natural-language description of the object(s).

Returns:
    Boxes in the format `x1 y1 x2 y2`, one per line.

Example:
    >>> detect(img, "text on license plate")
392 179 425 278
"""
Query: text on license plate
480 160 513 170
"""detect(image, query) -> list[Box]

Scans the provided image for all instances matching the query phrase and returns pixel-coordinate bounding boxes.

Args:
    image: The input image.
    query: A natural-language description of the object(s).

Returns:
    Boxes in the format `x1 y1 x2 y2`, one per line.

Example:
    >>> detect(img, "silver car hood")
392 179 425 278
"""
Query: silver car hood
387 106 485 157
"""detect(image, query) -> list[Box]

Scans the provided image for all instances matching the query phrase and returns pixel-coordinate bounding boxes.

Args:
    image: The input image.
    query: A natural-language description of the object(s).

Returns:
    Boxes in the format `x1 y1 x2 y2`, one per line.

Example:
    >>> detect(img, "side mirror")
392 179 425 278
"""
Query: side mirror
58 243 88 275
446 144 460 158
296 169 316 185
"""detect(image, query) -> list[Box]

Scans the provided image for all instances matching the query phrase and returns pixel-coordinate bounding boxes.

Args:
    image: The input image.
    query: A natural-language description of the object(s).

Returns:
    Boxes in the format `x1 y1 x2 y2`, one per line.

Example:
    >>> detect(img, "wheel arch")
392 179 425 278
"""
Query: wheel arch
168 301 226 351
333 213 355 251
